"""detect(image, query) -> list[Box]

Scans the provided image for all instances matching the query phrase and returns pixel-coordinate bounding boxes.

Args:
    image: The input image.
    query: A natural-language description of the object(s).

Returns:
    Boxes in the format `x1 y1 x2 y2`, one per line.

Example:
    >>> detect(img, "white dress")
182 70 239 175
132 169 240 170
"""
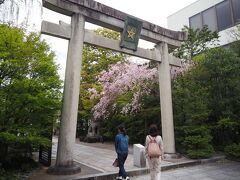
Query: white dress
145 135 164 180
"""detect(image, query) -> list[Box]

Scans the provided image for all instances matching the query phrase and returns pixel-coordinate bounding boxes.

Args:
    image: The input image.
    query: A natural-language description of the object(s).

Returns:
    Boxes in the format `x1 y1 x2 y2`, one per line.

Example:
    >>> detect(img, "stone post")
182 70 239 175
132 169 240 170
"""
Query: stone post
157 42 176 154
133 144 146 168
47 13 85 174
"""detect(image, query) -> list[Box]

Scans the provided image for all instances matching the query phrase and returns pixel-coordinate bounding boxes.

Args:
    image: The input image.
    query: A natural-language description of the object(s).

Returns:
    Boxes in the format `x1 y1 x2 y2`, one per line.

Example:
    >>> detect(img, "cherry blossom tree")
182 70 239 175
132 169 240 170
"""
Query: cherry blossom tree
89 62 157 120
89 61 190 121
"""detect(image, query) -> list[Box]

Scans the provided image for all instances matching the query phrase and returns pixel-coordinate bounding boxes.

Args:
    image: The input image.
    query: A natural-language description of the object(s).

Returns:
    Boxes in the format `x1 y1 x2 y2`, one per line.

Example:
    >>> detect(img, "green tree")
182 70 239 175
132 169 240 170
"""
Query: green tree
77 28 127 137
173 48 240 158
172 62 213 158
97 81 161 144
126 83 161 144
174 25 219 61
230 25 240 57
0 24 62 163
201 48 240 148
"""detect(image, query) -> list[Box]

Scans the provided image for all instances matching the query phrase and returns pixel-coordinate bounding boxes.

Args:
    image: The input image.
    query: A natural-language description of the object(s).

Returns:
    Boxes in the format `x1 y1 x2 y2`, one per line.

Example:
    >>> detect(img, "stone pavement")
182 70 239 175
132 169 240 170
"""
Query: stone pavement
132 160 240 180
51 136 186 173
29 136 235 180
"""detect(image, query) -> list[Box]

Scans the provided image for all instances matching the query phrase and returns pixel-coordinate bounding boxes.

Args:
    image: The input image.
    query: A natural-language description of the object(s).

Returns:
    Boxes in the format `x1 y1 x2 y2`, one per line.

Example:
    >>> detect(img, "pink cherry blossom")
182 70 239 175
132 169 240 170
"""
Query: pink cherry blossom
89 61 190 121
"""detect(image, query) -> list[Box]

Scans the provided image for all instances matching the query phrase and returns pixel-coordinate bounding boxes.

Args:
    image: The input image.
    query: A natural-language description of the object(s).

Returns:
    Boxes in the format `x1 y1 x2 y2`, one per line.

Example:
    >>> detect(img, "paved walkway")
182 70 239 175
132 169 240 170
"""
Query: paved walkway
29 136 239 180
51 137 194 173
132 160 240 180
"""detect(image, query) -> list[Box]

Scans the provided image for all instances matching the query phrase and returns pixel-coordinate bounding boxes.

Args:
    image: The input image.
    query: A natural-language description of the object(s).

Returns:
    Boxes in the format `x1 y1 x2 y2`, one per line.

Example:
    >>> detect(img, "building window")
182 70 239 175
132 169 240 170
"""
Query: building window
189 0 238 32
202 7 217 32
216 0 233 31
232 0 240 24
189 13 202 30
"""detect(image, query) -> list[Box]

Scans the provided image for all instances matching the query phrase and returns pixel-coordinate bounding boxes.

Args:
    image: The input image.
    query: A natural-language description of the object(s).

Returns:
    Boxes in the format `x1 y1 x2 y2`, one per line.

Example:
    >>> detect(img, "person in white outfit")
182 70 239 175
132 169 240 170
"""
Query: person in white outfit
145 124 164 180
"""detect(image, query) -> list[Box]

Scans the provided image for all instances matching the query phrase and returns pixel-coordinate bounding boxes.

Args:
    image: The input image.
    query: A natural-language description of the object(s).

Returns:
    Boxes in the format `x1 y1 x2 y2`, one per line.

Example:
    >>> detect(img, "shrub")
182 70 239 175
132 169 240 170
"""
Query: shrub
2 155 38 171
0 155 39 180
177 126 214 159
224 143 240 161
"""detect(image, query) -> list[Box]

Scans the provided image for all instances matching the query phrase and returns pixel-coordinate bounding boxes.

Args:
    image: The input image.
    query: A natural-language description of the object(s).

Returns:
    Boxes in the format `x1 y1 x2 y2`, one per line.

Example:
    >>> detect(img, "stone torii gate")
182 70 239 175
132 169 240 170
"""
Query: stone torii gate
41 0 186 174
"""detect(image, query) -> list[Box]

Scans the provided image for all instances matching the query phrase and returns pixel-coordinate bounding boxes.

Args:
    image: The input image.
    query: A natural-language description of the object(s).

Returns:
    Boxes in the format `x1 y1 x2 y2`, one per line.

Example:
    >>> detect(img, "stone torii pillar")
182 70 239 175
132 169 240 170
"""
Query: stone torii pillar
157 43 176 155
47 14 85 174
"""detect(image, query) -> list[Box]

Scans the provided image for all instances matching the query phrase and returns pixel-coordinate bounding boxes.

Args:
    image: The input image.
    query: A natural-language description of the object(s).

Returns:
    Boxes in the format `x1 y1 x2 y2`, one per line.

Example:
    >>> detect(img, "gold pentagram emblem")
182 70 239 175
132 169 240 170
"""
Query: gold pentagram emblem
127 27 135 40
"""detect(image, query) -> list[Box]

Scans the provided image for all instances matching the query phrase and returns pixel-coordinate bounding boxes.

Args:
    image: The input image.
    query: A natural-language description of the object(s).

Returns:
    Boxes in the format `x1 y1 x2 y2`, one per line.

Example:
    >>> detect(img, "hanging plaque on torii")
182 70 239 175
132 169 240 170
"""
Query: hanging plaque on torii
120 16 142 51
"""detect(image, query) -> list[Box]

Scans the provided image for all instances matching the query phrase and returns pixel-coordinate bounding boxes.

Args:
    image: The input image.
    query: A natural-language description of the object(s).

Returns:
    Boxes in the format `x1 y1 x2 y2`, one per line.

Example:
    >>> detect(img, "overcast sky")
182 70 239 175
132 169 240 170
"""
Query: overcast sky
41 0 197 80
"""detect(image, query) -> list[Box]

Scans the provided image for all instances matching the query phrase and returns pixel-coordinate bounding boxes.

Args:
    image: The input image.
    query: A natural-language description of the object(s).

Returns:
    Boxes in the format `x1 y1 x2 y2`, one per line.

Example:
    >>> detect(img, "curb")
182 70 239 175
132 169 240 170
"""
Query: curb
73 155 225 180
73 168 149 180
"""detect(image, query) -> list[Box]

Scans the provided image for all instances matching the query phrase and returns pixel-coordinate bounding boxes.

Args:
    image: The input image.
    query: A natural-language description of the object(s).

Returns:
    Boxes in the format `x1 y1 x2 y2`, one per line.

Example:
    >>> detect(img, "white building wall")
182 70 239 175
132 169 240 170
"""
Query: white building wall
218 26 239 46
167 0 224 31
167 0 238 46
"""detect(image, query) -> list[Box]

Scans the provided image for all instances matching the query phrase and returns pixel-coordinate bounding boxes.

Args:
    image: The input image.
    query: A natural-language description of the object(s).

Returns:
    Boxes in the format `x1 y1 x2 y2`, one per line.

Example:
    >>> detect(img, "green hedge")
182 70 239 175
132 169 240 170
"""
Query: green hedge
224 143 240 161
176 126 214 159
0 132 51 147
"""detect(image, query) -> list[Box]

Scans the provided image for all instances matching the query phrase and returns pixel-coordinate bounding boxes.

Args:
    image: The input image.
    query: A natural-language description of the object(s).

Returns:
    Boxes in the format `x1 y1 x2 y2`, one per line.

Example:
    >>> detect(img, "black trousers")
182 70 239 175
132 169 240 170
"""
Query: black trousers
117 152 128 178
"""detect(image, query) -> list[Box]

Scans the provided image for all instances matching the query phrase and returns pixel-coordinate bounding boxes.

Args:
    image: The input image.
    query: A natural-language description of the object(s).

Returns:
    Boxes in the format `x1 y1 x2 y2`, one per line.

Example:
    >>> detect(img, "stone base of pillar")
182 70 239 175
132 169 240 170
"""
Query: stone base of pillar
163 153 181 160
47 163 81 175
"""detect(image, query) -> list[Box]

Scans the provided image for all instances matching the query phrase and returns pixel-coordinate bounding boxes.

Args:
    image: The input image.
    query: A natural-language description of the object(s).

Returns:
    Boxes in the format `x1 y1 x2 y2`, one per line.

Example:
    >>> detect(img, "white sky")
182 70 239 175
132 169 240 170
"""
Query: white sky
40 0 197 80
